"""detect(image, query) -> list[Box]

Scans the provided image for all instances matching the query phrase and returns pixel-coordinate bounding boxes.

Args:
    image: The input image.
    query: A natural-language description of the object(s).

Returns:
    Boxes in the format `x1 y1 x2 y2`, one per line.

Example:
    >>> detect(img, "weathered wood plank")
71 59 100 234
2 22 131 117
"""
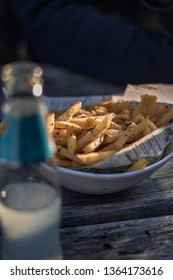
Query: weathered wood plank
61 215 173 260
62 160 173 227
1 215 173 259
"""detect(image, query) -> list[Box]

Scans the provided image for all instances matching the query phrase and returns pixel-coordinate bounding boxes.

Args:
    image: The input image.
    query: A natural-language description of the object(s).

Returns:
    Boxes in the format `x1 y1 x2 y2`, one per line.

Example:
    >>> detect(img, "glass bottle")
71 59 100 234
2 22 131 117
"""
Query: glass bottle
0 61 62 260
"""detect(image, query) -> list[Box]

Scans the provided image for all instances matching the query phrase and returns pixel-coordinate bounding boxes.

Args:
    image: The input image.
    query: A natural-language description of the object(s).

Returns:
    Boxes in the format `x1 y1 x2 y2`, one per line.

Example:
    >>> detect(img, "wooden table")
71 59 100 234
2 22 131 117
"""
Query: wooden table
1 65 173 260
61 158 173 260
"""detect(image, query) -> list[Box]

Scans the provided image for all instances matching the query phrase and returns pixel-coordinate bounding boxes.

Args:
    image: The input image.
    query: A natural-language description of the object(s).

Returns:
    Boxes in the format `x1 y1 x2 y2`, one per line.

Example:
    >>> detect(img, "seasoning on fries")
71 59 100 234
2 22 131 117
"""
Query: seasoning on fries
47 95 173 171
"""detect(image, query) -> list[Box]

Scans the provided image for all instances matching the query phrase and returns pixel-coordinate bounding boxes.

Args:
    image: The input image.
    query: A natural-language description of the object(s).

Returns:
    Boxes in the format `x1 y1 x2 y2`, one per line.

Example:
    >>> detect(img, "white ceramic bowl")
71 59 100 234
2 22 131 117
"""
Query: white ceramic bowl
45 96 173 195
54 147 173 195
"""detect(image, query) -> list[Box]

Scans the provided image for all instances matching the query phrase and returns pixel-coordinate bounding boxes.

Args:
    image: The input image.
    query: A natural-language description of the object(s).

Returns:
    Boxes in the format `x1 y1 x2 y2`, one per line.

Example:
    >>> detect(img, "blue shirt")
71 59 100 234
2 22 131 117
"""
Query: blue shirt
9 0 173 85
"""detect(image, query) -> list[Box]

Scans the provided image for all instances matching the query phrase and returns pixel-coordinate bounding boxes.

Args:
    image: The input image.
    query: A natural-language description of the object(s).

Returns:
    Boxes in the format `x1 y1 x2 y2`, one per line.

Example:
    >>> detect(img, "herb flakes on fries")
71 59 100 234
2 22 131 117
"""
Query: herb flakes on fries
47 94 173 172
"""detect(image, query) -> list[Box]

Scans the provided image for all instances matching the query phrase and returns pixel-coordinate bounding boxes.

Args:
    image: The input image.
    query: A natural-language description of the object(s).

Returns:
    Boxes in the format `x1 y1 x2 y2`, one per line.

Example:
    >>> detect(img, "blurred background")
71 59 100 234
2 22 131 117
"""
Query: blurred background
0 0 29 64
0 0 165 67
0 0 172 101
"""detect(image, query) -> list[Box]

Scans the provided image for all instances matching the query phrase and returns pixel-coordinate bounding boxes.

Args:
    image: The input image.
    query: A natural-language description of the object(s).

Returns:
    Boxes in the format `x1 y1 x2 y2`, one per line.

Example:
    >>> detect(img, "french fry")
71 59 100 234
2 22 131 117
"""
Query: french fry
67 130 77 154
76 149 117 164
121 121 136 130
142 125 151 136
103 118 148 150
111 101 132 113
98 99 114 108
126 118 149 142
53 158 73 167
132 113 144 124
157 104 170 115
77 114 113 150
57 100 82 121
104 129 123 143
93 113 115 121
126 158 148 172
113 113 130 123
132 95 148 117
55 120 82 132
52 128 67 138
47 112 55 134
54 137 67 147
148 119 158 131
69 116 100 130
145 95 157 116
83 134 105 153
94 108 108 115
56 145 82 163
156 108 173 127
91 105 108 115
109 122 122 130
74 108 95 117
132 94 157 117
77 129 88 140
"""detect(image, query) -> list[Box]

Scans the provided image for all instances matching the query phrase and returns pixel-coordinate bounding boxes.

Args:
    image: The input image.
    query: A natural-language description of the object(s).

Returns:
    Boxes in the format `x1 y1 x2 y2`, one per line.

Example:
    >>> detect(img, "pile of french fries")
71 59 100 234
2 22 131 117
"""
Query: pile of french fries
47 94 173 171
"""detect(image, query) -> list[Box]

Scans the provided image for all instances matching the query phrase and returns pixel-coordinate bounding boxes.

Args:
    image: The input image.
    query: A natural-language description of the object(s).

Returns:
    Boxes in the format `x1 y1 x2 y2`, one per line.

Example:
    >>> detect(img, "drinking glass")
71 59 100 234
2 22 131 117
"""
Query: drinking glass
0 181 62 260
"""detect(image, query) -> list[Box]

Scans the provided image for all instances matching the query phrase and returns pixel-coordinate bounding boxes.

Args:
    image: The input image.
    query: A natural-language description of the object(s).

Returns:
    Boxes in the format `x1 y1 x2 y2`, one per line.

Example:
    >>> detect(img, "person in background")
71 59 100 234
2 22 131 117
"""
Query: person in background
5 0 173 86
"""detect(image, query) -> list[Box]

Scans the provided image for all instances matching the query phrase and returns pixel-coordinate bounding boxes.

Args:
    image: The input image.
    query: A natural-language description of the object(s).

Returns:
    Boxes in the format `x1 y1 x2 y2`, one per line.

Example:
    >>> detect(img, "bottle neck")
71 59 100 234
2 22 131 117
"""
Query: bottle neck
0 95 55 165
1 61 43 98
2 95 47 118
